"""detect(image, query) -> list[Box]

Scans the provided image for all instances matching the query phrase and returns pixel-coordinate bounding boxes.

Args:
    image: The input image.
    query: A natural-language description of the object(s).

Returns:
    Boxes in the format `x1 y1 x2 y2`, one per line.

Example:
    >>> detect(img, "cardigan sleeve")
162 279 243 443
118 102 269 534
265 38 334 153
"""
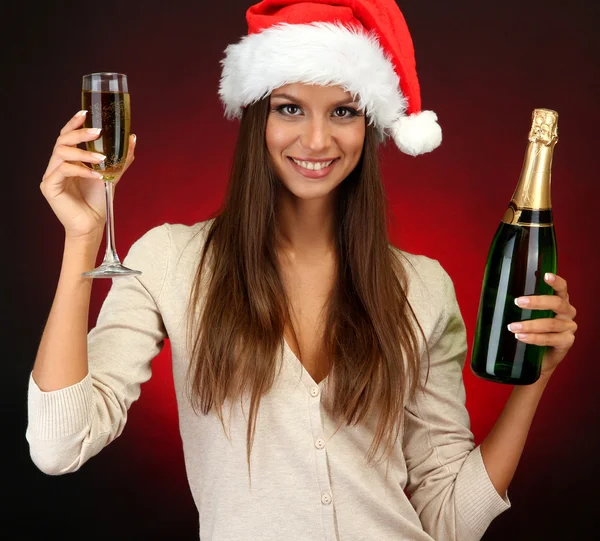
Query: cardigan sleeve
403 260 511 541
26 223 171 475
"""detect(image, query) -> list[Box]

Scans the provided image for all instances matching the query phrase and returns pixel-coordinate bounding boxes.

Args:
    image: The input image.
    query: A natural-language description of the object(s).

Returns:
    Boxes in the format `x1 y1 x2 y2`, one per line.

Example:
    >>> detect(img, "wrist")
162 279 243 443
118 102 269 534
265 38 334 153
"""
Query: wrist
513 372 551 396
538 369 555 383
64 231 103 248
62 234 103 279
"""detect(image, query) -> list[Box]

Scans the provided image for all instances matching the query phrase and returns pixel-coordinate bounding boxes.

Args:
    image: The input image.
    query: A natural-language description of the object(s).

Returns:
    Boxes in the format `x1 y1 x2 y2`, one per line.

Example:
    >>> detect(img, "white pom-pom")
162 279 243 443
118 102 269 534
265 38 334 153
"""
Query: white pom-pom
389 110 442 156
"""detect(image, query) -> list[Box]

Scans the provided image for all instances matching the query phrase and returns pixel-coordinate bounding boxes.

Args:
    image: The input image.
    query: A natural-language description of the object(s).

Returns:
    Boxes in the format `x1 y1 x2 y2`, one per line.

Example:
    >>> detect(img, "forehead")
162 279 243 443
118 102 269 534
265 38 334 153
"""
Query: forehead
270 82 358 103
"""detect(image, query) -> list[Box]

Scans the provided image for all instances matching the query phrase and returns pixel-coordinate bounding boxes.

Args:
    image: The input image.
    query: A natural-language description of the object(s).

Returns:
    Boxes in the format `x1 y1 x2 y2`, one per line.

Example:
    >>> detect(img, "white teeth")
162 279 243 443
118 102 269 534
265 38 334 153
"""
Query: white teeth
291 158 335 171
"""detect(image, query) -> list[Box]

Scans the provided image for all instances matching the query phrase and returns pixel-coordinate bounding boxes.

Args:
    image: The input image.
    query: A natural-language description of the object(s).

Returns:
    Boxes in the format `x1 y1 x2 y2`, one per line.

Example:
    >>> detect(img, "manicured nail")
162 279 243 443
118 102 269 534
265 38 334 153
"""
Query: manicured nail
91 152 106 161
132 134 137 143
87 128 102 135
545 273 555 282
508 323 522 331
76 110 88 117
515 297 530 306
515 333 528 340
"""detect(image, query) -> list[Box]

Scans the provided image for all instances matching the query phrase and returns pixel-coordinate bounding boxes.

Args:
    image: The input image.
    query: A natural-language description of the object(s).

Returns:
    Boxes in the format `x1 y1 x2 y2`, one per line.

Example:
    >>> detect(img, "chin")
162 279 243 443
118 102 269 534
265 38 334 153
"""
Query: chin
279 180 335 198
279 174 344 199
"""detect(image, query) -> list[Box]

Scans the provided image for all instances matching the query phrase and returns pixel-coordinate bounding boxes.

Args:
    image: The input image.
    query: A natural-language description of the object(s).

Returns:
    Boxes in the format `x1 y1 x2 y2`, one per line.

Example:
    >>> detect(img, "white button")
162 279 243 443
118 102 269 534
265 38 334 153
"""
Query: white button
315 438 325 449
310 386 320 397
321 493 332 505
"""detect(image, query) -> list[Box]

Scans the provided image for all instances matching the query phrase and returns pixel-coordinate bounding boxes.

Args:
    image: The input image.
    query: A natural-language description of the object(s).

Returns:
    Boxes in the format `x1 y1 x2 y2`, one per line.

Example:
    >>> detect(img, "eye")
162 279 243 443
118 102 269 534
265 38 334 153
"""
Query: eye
273 103 361 118
275 104 302 116
333 107 359 118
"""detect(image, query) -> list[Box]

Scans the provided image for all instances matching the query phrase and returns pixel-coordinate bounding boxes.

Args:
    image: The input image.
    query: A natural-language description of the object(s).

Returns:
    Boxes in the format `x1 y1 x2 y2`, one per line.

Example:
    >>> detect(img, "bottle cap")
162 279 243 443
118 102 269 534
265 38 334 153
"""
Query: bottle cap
529 109 558 145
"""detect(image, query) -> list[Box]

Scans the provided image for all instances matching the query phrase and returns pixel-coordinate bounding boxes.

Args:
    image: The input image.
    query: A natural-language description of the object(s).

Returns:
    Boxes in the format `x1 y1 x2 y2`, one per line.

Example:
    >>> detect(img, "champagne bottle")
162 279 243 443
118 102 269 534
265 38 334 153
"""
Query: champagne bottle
470 109 558 385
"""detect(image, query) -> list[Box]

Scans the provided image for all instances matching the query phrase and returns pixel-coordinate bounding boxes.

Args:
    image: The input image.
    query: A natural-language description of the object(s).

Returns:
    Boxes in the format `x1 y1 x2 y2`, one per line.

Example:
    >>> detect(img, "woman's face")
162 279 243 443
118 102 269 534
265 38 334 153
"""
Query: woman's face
266 83 366 200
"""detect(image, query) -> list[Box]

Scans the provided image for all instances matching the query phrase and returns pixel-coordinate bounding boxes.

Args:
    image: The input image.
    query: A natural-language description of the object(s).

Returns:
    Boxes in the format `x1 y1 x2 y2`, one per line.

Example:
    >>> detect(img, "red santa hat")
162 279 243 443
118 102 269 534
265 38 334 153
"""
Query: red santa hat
218 0 442 157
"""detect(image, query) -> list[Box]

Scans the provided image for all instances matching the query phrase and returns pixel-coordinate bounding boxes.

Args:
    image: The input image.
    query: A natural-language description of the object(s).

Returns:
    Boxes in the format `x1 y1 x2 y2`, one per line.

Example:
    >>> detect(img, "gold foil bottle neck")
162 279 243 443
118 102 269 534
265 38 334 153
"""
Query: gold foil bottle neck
501 108 558 225
528 109 558 145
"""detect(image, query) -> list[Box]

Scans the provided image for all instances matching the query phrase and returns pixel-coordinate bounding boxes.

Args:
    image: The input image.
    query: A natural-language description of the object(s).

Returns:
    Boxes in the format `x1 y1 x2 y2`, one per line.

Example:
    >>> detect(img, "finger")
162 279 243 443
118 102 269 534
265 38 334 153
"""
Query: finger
59 110 89 136
515 294 576 320
40 162 104 198
514 330 576 349
45 128 104 178
56 126 102 149
44 110 92 178
507 318 578 334
121 133 137 175
544 273 569 303
47 145 106 172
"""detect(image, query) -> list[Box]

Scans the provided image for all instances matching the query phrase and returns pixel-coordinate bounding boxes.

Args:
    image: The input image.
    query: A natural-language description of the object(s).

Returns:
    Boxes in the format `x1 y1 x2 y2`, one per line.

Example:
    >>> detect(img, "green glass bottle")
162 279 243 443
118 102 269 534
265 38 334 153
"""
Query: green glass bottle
470 109 559 385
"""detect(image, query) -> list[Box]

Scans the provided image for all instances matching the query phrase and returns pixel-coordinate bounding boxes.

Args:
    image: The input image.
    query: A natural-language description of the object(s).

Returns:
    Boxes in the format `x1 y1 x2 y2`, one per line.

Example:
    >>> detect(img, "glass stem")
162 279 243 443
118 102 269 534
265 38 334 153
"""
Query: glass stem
102 180 121 265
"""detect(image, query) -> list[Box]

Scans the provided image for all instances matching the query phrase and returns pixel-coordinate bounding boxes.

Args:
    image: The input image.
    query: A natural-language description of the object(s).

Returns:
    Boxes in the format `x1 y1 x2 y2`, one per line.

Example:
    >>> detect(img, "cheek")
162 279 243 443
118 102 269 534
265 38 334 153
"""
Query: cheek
266 119 294 157
343 125 366 161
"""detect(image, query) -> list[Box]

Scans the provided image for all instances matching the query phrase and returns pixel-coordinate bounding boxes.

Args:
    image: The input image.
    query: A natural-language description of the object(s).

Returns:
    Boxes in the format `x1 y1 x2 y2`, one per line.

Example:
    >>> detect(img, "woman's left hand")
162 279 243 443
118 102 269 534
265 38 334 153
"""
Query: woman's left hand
508 273 578 380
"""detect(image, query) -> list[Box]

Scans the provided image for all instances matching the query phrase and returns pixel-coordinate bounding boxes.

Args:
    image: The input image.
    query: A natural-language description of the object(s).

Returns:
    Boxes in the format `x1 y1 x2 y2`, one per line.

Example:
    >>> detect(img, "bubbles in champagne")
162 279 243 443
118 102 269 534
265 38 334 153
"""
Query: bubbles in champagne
82 90 131 180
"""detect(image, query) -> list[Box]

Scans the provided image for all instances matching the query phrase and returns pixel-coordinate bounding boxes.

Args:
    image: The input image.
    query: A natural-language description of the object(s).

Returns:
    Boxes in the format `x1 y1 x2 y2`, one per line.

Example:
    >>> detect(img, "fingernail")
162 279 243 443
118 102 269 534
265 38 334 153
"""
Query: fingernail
76 110 88 117
91 152 106 161
132 134 137 143
508 322 522 331
87 128 102 135
515 297 530 306
545 273 555 282
515 333 528 340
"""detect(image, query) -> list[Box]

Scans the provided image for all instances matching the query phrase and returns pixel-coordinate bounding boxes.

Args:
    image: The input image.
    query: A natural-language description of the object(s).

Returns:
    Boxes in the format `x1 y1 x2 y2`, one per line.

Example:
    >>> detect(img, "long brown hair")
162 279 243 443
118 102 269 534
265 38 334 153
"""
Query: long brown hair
184 94 430 483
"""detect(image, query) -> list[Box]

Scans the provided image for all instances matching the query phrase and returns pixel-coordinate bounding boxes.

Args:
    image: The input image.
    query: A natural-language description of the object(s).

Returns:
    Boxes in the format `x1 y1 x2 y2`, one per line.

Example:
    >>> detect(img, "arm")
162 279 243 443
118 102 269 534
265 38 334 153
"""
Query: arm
27 224 171 475
32 233 102 391
403 260 510 541
481 271 577 498
480 374 549 499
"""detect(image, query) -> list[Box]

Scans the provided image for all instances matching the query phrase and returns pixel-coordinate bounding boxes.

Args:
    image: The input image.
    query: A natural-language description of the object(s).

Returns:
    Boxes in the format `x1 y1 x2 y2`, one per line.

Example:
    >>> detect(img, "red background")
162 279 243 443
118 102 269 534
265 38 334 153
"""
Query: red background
4 0 599 539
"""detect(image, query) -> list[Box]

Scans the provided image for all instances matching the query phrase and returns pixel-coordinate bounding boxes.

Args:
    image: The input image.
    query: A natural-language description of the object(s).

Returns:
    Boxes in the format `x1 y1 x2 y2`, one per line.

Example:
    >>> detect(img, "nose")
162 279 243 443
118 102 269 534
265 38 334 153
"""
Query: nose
300 116 331 153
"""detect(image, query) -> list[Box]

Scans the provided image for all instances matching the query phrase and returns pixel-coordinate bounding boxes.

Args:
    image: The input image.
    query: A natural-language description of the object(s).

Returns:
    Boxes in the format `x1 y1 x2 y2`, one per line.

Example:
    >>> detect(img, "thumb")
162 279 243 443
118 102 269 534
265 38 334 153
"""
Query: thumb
121 133 137 175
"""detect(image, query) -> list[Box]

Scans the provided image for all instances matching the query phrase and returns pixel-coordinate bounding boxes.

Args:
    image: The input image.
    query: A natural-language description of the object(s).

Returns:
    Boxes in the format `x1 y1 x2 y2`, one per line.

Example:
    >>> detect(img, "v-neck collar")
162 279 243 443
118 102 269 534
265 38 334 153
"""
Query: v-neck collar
283 336 330 388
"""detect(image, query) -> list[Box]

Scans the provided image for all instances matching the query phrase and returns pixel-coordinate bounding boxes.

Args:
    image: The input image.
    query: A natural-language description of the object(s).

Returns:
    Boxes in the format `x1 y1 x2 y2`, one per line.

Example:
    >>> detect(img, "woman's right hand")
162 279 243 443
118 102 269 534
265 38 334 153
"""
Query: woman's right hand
40 110 136 242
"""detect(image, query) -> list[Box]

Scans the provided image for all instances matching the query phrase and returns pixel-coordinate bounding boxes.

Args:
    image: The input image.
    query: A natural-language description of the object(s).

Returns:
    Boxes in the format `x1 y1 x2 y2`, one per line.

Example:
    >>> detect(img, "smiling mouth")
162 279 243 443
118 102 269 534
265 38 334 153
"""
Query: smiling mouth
288 157 340 171
286 156 341 179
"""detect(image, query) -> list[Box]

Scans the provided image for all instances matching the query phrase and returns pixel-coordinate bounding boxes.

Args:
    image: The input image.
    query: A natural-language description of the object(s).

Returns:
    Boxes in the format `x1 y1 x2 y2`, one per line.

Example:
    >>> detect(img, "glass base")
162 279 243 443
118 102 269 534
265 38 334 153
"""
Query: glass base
81 262 142 278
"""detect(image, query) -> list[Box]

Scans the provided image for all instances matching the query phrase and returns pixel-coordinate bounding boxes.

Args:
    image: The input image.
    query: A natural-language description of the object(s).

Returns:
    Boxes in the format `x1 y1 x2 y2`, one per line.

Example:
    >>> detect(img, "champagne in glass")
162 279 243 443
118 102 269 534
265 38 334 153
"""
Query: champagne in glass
80 72 141 278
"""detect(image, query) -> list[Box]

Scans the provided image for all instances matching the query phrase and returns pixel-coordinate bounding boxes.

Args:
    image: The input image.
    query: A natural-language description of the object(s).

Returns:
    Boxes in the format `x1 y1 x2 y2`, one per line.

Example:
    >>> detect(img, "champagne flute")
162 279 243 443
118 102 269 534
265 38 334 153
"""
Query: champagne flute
80 72 141 278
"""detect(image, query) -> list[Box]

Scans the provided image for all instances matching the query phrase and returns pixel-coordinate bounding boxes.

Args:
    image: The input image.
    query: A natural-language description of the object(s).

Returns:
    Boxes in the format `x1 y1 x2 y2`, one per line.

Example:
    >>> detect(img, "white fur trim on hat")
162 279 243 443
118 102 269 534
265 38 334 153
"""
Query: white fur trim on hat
219 21 441 156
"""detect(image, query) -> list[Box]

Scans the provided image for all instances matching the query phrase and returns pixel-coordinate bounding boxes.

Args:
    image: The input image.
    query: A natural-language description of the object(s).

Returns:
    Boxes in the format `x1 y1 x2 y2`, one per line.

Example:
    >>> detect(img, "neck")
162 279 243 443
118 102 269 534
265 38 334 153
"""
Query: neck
275 194 337 261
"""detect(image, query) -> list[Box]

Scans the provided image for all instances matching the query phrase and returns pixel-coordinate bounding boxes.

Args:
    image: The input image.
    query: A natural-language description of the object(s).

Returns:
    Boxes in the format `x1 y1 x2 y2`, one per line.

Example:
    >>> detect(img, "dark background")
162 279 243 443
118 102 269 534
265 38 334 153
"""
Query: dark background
3 0 599 539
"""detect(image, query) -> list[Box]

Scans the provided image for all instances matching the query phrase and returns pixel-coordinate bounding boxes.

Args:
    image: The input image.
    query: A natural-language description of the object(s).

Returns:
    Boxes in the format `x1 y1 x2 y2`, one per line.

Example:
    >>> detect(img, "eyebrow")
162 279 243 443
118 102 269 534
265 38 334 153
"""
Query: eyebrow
270 93 359 106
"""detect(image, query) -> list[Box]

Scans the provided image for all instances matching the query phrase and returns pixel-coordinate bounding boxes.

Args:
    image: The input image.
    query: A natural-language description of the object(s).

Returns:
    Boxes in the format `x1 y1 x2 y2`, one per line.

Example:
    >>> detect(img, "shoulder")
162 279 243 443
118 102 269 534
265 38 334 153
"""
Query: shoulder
121 218 217 303
131 217 216 255
389 244 452 302
157 217 217 283
165 217 216 254
125 217 215 275
389 245 459 339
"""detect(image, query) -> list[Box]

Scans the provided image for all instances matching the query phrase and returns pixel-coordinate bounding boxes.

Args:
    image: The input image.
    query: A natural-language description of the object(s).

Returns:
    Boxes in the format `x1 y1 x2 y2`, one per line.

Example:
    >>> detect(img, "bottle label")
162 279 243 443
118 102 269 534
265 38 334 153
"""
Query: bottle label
501 201 553 227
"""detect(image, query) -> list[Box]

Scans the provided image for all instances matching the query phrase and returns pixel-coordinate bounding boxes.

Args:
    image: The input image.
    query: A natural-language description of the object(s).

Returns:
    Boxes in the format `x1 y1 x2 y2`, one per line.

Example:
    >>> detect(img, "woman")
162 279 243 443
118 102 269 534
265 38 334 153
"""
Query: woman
28 1 577 540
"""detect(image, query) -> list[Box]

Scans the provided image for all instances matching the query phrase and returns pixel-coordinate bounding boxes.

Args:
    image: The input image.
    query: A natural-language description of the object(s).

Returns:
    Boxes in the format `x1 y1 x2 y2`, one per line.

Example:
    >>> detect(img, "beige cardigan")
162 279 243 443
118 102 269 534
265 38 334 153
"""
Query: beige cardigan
27 218 511 540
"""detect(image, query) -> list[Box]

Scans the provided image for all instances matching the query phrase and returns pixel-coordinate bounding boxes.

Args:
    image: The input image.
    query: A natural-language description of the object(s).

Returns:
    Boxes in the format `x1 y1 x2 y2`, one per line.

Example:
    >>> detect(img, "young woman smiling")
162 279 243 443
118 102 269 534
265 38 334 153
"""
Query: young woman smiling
28 1 577 540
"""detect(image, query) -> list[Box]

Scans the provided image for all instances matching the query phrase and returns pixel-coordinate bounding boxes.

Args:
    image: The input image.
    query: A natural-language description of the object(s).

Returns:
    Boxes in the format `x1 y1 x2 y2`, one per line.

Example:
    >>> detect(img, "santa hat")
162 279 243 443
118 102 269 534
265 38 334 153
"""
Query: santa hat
218 0 442 157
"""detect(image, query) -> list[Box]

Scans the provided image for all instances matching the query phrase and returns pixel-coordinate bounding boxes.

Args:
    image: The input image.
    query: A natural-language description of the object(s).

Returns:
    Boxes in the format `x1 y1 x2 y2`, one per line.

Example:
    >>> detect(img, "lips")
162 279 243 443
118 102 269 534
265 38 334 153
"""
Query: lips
287 156 339 179
289 157 338 163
